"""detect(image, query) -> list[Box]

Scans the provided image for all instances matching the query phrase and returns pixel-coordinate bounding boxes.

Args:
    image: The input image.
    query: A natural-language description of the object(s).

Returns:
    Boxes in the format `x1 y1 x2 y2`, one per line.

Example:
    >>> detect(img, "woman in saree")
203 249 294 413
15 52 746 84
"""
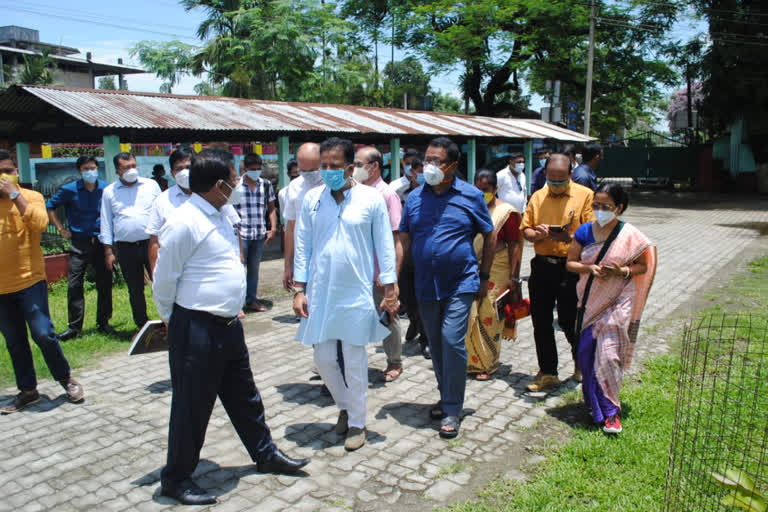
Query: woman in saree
566 183 656 434
465 169 523 381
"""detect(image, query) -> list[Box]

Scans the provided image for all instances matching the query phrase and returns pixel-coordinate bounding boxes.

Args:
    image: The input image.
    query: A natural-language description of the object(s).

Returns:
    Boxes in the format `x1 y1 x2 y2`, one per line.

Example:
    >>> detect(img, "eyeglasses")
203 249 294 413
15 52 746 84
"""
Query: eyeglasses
423 158 446 166
592 202 616 211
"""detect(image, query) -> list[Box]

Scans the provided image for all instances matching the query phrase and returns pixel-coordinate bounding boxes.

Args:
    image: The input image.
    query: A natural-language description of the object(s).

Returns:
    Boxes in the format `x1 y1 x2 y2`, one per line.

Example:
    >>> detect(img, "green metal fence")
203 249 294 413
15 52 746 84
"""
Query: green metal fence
604 131 698 182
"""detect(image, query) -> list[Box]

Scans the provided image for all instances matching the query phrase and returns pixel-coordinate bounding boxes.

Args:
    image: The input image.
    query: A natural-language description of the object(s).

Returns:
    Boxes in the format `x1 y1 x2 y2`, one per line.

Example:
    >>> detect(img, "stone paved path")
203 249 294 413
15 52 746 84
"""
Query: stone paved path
2 193 767 512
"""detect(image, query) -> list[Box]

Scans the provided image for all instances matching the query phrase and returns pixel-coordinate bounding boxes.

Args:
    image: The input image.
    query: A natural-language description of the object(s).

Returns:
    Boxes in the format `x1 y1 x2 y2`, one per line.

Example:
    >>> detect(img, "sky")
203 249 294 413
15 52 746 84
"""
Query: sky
2 0 706 129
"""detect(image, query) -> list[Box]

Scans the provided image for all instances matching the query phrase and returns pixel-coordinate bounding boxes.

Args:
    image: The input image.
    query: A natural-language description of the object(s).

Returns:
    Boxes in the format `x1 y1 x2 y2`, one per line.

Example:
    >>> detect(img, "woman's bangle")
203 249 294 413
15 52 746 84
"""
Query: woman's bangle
624 266 632 279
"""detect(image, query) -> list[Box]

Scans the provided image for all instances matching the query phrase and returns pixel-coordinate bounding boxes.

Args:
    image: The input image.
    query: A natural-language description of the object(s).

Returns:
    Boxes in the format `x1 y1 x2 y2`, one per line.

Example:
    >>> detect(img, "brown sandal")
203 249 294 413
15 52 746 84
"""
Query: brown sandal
383 364 403 382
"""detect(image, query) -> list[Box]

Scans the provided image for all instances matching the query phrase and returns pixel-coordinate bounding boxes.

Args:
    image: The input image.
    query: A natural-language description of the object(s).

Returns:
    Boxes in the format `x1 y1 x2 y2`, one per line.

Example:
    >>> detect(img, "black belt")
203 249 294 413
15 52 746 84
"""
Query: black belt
116 239 148 246
174 304 239 326
534 254 568 265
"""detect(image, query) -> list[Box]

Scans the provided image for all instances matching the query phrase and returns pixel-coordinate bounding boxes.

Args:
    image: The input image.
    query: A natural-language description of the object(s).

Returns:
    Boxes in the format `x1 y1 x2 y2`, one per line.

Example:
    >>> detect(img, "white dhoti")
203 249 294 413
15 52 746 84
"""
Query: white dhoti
314 340 368 429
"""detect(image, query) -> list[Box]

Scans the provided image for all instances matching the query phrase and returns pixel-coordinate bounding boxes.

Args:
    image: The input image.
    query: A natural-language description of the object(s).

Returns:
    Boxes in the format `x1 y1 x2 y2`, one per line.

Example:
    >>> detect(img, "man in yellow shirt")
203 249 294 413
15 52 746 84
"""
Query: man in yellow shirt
0 150 84 414
521 153 595 392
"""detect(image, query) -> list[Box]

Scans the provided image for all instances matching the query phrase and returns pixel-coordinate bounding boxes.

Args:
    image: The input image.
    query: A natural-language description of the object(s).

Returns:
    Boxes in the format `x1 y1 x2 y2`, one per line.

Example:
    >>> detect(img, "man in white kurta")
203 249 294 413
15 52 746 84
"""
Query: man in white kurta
292 137 398 451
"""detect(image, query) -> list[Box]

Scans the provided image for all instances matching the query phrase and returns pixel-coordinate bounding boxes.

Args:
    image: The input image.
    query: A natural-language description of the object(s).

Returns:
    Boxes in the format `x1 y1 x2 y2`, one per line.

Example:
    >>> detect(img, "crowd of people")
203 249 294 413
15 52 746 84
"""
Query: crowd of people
0 137 657 505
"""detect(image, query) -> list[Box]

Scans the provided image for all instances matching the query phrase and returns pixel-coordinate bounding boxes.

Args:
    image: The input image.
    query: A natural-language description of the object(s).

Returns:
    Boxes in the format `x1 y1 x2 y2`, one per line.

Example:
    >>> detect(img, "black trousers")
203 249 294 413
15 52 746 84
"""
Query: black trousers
67 236 112 331
161 305 276 487
527 256 579 376
115 240 150 328
399 255 426 341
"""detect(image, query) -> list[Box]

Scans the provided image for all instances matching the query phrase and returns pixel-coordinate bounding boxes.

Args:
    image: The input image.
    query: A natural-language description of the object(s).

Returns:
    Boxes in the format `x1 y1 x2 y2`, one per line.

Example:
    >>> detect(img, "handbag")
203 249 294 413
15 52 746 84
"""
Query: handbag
574 221 624 338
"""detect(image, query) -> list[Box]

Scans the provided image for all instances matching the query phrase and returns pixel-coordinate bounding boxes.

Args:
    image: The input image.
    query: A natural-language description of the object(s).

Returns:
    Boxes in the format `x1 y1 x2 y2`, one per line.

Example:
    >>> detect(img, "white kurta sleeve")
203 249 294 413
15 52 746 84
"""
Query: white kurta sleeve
152 222 195 322
371 196 397 285
293 194 314 283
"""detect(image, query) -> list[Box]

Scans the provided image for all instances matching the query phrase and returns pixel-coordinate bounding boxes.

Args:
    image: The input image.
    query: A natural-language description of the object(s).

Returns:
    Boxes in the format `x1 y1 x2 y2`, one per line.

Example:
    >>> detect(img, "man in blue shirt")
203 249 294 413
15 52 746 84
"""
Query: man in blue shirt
399 137 495 439
47 155 114 340
571 142 602 191
529 147 552 194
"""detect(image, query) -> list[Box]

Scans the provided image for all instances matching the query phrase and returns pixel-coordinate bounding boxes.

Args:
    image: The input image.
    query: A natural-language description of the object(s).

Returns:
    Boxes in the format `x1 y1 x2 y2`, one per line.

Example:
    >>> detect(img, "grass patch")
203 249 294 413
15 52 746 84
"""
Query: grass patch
446 255 768 512
0 279 159 389
438 463 468 479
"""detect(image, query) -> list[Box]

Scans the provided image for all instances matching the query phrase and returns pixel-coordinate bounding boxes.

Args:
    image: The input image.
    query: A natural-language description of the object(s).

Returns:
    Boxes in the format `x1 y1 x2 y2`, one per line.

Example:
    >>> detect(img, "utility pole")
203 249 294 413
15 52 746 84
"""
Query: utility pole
584 0 596 136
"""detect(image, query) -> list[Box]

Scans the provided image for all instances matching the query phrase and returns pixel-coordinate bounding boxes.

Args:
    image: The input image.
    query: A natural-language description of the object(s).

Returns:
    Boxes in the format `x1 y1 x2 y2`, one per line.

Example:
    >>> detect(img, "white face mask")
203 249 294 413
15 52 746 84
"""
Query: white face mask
352 166 369 183
575 153 583 164
303 170 322 185
513 162 525 173
121 168 139 183
174 168 190 189
594 210 616 227
423 163 445 186
221 179 243 205
246 170 262 181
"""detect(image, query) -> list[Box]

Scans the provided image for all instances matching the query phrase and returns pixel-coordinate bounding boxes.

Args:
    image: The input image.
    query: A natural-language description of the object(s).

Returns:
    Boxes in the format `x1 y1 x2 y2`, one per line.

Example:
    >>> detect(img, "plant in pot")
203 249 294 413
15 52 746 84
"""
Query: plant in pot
41 233 71 284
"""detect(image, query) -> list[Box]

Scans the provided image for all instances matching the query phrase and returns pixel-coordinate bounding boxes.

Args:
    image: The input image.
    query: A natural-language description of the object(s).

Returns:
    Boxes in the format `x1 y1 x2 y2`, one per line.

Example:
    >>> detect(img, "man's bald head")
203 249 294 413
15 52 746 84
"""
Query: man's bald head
544 153 571 183
354 146 383 185
296 142 321 173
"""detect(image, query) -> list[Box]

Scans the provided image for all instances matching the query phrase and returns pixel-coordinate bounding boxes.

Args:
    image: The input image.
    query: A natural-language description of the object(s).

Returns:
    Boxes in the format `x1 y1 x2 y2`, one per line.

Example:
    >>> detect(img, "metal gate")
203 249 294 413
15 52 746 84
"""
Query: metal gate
603 132 698 184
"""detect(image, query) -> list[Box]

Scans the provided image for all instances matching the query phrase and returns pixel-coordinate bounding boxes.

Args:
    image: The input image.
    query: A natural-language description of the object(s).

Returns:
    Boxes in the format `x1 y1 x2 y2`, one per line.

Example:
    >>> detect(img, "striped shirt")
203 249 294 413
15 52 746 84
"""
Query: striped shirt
234 178 275 240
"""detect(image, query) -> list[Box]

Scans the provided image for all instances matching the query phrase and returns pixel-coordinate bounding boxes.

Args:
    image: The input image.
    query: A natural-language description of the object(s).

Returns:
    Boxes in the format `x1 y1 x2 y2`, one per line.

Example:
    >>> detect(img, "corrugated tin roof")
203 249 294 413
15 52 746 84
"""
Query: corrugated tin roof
18 86 594 142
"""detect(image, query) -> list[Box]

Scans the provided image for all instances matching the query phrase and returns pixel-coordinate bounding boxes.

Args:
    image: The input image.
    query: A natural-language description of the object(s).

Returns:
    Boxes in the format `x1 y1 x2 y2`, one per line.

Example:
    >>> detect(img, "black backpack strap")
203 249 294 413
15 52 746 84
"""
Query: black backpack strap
575 221 625 336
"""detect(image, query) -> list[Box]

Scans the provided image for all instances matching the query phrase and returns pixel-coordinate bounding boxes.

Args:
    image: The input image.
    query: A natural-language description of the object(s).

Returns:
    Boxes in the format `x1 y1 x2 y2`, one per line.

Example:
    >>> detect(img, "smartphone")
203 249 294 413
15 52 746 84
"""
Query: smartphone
548 225 565 233
379 309 391 328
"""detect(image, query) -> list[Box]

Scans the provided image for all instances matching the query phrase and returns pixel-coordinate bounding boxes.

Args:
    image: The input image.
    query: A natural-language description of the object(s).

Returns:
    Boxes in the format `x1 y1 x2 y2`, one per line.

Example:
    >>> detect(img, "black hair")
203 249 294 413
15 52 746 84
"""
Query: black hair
287 159 298 172
319 137 355 165
0 149 11 163
561 144 578 158
404 148 421 159
535 147 551 157
76 155 98 170
113 152 134 170
596 182 629 213
363 147 383 170
582 142 603 163
508 152 524 161
152 164 165 176
169 148 193 169
190 150 231 194
474 168 497 188
411 156 424 168
244 152 263 168
428 137 460 164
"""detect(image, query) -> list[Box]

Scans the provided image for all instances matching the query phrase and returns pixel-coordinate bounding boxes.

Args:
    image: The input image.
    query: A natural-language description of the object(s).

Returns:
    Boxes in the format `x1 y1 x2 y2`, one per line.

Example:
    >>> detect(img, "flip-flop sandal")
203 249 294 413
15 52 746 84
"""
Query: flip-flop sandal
475 373 491 381
429 402 444 420
439 415 460 439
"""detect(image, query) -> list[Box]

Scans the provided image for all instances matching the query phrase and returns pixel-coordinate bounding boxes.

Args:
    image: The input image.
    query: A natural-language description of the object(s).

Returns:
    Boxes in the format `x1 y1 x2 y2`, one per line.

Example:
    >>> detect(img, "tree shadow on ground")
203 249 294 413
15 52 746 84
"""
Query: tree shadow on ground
146 379 171 394
495 364 581 403
274 382 333 407
374 401 476 431
0 392 69 413
132 458 308 505
545 399 634 431
283 422 387 449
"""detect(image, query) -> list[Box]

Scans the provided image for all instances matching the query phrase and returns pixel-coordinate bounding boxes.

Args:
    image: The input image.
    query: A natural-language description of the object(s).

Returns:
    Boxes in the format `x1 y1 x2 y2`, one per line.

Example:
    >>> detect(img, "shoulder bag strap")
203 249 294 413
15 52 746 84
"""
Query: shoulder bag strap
575 221 625 336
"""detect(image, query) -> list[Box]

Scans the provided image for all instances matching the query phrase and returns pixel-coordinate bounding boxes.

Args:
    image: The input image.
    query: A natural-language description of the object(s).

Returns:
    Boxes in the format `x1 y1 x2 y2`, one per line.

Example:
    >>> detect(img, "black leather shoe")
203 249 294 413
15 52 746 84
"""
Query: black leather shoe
97 324 118 336
57 328 80 342
421 340 431 360
257 449 310 475
161 479 216 506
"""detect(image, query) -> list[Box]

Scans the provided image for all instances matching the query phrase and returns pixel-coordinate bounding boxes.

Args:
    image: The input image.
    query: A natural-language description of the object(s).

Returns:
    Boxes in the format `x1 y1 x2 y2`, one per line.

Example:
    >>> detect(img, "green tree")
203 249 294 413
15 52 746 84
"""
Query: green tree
18 50 56 86
98 76 117 90
340 0 390 94
393 0 678 135
382 57 429 107
129 40 197 93
430 92 463 113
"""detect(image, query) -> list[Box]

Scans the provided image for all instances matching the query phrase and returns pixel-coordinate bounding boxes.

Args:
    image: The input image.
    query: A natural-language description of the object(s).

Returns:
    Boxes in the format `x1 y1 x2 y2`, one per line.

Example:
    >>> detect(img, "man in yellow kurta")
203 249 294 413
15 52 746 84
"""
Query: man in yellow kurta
0 150 84 414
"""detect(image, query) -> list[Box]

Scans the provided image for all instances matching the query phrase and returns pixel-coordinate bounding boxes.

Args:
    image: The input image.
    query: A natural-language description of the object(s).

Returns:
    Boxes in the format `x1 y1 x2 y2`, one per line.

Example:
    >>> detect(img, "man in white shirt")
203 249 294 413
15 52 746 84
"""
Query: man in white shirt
293 137 399 452
281 143 323 290
496 152 527 213
99 152 161 328
277 158 299 221
153 150 309 506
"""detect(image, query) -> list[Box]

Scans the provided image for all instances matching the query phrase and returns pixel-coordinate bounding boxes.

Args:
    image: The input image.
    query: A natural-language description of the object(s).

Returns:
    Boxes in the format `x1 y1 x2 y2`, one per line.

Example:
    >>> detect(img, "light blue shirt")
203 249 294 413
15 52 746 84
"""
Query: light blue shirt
99 177 161 245
294 184 396 346
152 194 245 322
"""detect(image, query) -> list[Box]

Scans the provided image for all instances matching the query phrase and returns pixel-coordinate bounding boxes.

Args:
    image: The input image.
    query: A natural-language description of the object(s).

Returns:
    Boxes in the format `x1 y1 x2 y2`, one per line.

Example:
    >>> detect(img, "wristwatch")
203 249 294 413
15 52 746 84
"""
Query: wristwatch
9 190 19 201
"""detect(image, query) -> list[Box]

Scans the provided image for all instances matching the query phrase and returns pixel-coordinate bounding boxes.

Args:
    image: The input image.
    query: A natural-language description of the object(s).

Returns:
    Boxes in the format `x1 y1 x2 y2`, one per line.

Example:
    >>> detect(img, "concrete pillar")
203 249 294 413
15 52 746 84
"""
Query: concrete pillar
277 135 290 190
15 142 31 184
524 140 533 195
103 135 120 183
467 138 477 184
390 137 401 180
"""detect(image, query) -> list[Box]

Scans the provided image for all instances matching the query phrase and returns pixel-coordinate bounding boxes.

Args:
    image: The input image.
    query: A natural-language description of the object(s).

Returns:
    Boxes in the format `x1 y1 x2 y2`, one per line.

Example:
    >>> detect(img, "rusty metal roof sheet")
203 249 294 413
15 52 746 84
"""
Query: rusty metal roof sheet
15 85 594 142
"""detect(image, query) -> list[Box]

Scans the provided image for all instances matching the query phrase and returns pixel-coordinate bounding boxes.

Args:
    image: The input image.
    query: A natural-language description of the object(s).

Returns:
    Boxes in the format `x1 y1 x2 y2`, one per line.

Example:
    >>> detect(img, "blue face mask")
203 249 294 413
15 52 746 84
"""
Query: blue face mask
81 170 98 184
416 173 426 185
547 178 569 187
321 169 348 191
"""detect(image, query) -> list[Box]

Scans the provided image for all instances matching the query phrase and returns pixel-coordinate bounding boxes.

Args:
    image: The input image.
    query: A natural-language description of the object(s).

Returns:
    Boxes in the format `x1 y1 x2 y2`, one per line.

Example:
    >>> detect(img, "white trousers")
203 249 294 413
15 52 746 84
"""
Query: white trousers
314 340 368 429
